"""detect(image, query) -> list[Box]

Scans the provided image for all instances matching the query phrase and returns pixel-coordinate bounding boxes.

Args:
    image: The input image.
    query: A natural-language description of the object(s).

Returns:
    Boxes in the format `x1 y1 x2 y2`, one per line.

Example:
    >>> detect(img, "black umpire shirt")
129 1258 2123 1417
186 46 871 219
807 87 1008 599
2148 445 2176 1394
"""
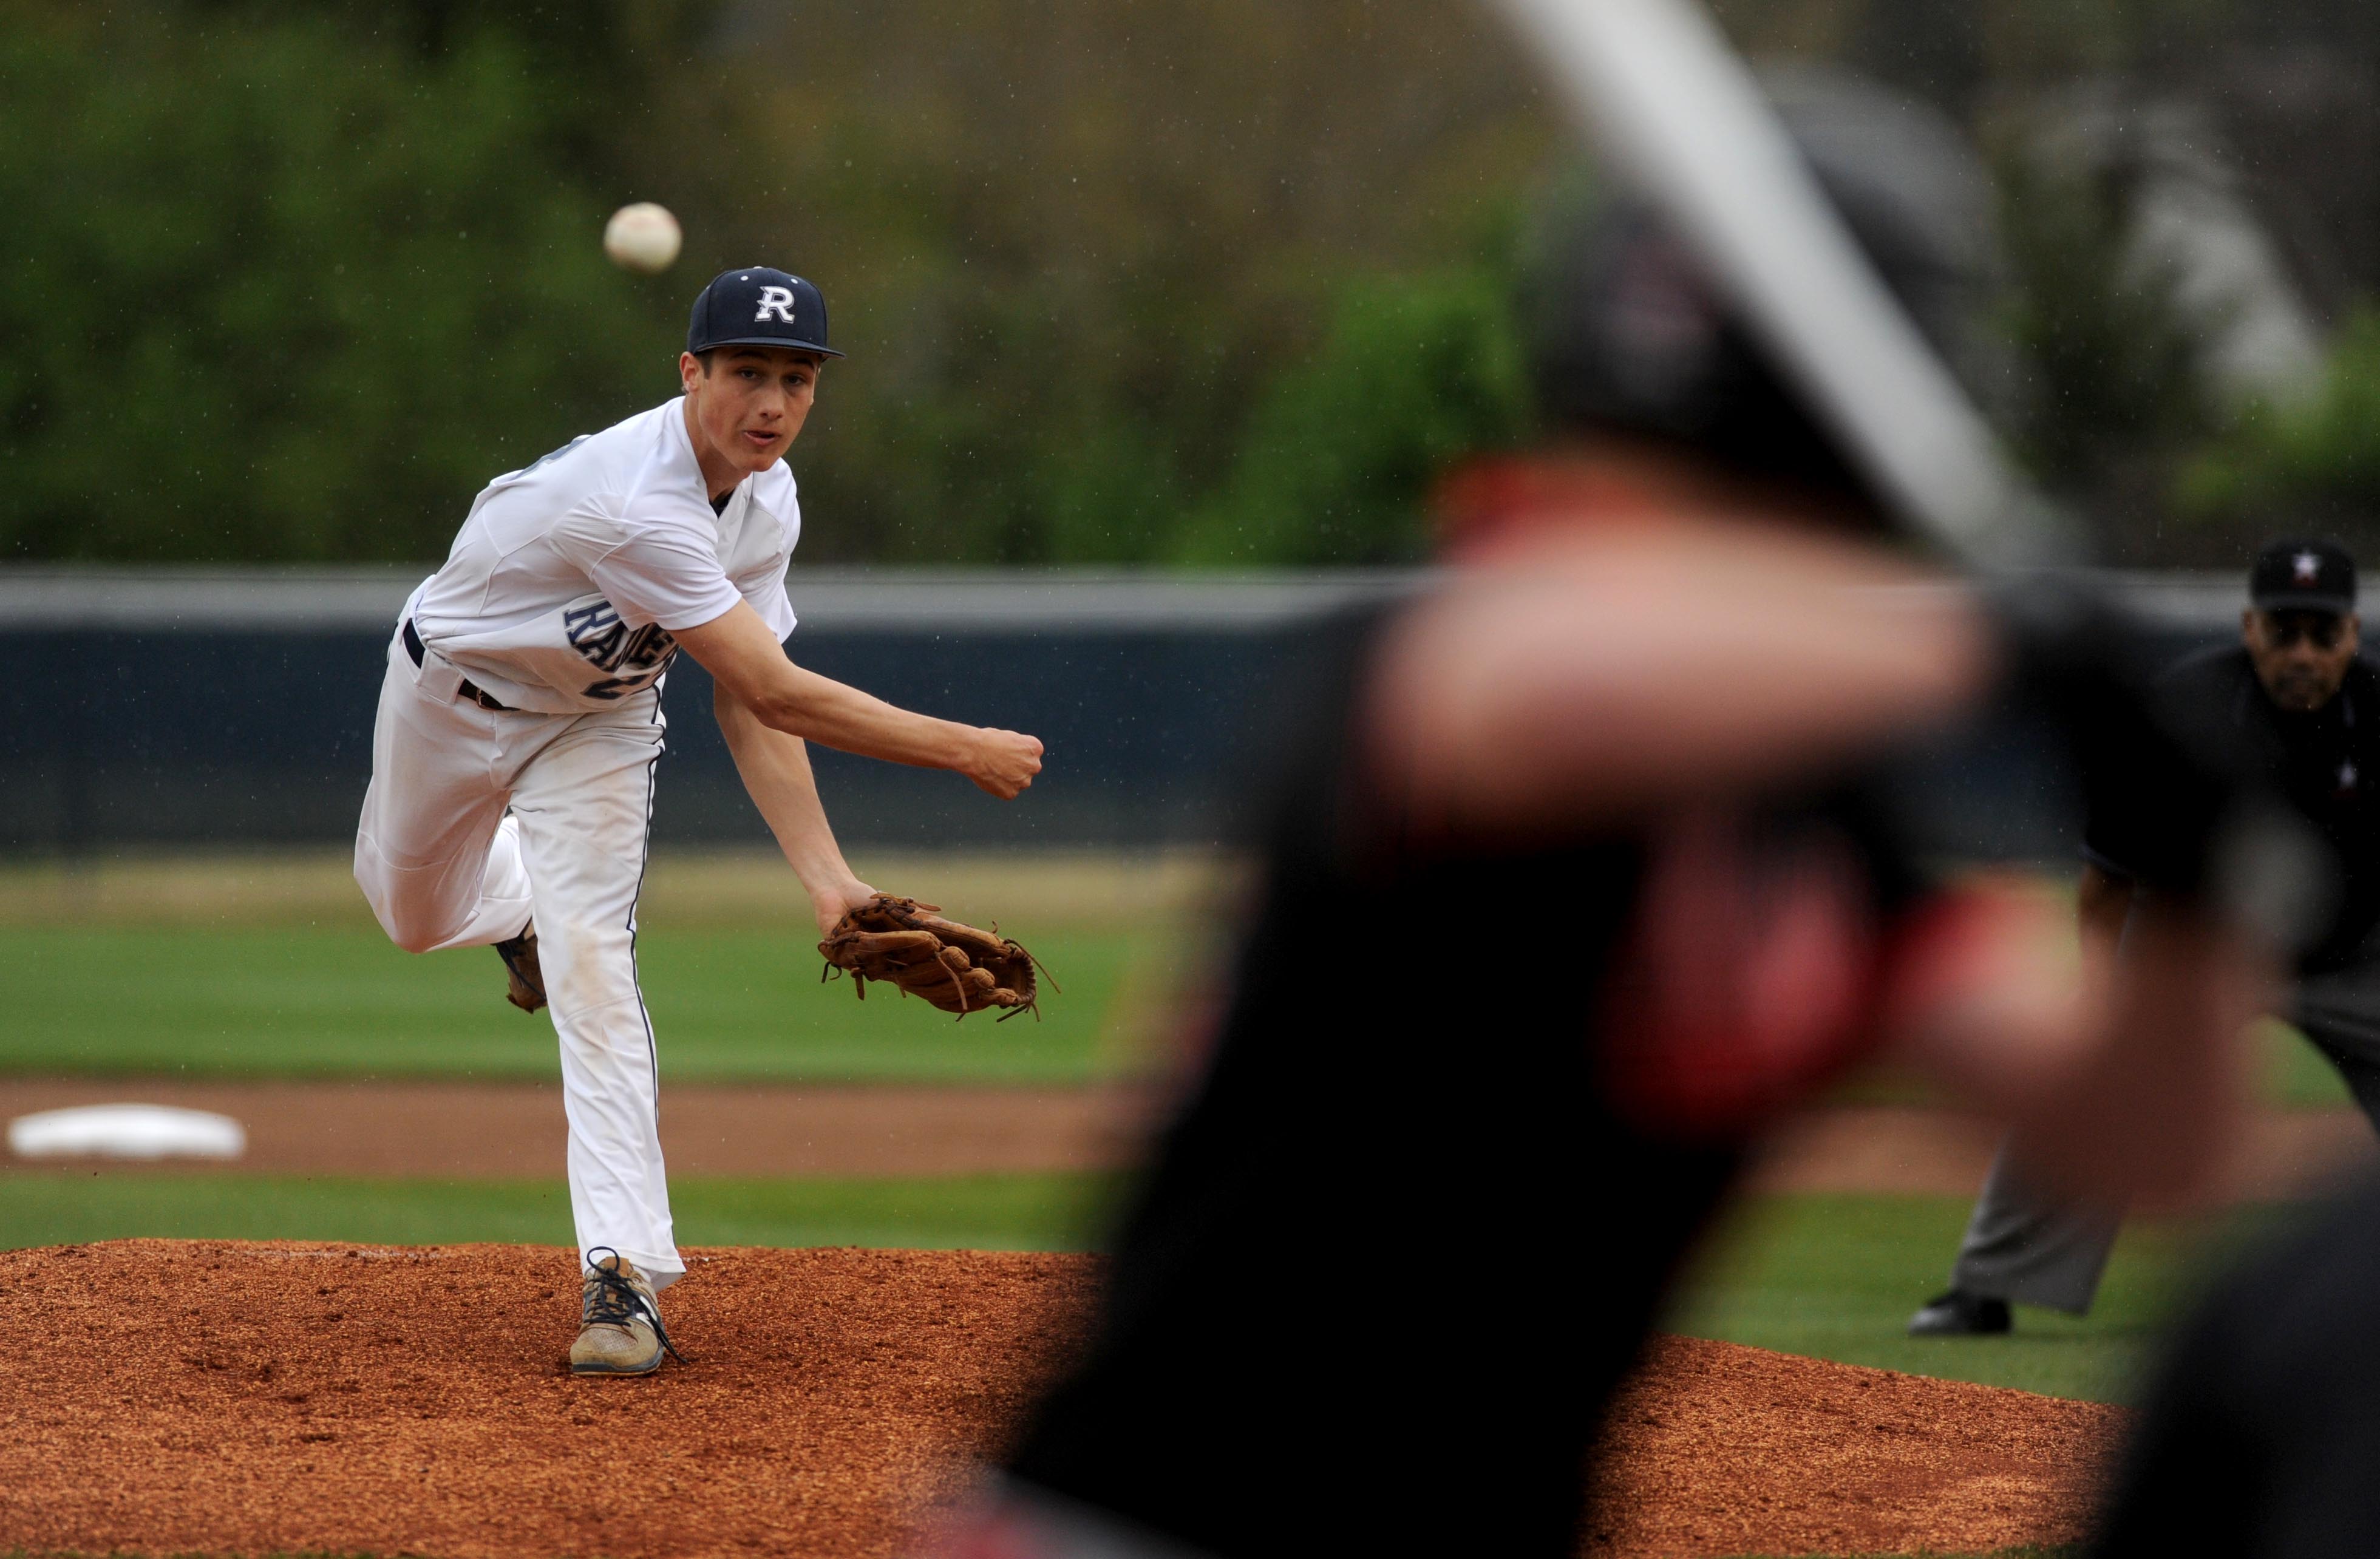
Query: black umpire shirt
2087 647 2380 976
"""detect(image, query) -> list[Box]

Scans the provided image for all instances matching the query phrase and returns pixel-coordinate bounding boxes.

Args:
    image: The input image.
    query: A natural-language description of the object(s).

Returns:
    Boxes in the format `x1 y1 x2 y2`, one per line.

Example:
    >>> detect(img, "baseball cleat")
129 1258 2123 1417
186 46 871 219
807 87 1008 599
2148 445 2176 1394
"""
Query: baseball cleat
1906 1289 2012 1337
495 926 547 1013
570 1248 682 1377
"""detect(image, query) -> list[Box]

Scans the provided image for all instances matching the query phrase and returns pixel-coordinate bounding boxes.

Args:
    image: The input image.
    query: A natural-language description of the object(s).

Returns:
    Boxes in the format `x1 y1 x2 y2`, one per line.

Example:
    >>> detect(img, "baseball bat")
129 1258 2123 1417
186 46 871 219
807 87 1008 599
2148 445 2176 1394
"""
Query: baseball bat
1487 0 2068 573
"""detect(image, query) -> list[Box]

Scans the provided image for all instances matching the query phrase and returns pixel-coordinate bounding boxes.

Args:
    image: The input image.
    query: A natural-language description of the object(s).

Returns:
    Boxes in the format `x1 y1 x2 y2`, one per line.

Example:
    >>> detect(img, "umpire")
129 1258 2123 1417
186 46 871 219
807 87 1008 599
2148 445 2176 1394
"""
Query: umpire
1910 537 2380 1337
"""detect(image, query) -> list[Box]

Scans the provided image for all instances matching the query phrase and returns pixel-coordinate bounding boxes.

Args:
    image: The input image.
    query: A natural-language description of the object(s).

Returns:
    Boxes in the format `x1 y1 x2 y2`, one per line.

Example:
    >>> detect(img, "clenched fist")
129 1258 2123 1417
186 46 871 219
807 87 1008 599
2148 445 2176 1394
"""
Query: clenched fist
965 728 1044 799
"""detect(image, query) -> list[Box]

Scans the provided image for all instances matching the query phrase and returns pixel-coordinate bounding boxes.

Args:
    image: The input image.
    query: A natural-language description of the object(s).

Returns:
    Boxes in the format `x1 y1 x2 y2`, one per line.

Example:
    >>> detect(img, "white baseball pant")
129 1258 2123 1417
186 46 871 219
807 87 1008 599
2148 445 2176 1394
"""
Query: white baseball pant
353 627 682 1289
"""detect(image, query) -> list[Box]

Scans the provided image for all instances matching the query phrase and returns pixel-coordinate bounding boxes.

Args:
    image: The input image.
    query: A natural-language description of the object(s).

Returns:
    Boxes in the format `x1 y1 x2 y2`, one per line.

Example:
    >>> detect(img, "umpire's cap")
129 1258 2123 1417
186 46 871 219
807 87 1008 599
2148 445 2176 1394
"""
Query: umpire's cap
2251 538 2358 616
1518 67 2005 521
687 267 843 359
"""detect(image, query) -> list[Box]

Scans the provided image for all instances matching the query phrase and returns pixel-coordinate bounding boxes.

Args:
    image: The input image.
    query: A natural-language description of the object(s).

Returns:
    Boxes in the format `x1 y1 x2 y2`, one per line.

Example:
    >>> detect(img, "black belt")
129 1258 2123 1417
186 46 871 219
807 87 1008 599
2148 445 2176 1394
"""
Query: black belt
403 619 513 712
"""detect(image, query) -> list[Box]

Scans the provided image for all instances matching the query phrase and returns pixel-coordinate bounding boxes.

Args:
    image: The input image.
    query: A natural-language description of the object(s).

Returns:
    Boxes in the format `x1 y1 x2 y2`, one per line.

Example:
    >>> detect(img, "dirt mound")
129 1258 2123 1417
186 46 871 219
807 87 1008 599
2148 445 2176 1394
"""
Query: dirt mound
0 1241 2120 1558
1588 1336 2126 1557
0 1241 1093 1558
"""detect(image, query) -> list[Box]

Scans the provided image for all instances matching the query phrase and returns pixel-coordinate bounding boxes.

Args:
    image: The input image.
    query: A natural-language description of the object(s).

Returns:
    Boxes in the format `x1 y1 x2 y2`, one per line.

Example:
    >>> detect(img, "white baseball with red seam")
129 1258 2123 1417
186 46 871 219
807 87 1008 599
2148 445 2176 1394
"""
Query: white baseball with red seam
603 202 682 274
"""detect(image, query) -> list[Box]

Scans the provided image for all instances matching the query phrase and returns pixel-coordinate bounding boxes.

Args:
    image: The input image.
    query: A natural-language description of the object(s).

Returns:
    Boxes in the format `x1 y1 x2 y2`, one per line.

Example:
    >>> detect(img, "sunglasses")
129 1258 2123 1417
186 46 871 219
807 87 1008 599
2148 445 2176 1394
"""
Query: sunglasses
2263 611 2347 650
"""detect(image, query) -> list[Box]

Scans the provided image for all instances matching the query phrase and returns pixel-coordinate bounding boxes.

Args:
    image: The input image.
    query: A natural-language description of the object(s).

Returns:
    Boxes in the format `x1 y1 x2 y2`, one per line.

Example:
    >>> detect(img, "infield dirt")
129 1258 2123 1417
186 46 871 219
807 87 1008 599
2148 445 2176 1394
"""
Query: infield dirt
4 1075 2369 1194
0 1240 2118 1558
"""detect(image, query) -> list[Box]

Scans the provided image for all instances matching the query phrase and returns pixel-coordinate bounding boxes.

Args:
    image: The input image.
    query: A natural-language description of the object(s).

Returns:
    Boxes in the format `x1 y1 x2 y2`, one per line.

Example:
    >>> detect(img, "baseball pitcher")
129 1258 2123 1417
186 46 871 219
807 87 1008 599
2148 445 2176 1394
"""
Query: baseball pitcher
352 267 1042 1376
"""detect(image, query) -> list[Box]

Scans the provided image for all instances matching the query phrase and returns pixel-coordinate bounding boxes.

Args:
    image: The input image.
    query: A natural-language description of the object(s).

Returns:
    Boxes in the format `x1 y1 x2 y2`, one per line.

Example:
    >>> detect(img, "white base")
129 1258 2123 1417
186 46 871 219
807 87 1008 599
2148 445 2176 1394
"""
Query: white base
9 1104 247 1161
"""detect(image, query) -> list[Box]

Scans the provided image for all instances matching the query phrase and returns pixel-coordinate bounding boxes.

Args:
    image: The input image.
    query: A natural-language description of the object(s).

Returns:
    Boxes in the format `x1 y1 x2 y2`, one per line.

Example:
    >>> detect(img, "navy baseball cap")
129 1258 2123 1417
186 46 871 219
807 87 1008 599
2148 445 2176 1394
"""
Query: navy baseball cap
2251 537 2357 615
685 267 843 359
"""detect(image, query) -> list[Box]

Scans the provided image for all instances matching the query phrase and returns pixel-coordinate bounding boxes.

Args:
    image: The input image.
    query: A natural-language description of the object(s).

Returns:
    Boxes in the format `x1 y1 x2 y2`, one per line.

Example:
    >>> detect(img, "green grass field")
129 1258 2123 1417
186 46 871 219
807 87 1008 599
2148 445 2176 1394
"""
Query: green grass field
2 919 2359 1104
1670 1192 2303 1405
0 924 1150 1082
1837 1015 2357 1112
0 1168 1117 1252
0 851 2359 1104
0 850 1216 1083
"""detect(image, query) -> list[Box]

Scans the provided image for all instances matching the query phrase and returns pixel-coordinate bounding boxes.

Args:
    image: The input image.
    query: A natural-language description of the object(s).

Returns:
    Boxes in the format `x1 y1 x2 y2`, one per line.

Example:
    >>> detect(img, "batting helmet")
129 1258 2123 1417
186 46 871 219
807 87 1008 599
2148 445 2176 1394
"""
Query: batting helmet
1517 66 2010 523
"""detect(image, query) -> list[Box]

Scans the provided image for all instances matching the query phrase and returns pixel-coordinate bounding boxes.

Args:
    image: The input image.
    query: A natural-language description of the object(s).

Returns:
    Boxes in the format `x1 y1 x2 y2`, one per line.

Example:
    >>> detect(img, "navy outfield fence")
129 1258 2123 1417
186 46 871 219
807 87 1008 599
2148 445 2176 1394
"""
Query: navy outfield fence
0 566 2243 858
0 568 1420 855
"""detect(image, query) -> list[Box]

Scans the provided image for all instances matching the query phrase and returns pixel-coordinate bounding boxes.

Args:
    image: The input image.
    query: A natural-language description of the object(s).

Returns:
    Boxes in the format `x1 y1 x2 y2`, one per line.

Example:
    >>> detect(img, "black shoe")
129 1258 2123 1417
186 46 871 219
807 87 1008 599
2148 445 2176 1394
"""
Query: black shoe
1906 1289 2011 1337
495 928 546 1014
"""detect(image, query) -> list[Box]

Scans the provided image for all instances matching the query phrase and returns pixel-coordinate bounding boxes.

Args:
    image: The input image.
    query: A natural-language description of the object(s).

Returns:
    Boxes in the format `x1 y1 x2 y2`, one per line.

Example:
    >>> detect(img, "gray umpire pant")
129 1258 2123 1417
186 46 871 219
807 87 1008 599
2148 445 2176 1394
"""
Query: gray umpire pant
1946 965 2380 1313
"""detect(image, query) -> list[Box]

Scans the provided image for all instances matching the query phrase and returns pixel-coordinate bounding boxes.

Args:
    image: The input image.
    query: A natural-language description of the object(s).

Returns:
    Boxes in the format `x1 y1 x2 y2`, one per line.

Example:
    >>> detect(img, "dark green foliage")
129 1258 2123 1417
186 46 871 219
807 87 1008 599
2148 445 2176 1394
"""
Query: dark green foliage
1722 0 2380 564
661 0 1557 566
0 6 684 562
0 0 1556 568
2177 309 2380 550
1993 150 2211 493
21 0 2380 569
1172 266 1537 565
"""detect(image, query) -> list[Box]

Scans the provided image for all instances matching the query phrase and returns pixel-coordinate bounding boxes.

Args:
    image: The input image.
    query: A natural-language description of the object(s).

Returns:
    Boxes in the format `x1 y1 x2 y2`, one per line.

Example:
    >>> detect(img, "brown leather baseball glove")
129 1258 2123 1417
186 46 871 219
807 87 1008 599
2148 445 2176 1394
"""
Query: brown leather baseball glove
817 894 1046 1019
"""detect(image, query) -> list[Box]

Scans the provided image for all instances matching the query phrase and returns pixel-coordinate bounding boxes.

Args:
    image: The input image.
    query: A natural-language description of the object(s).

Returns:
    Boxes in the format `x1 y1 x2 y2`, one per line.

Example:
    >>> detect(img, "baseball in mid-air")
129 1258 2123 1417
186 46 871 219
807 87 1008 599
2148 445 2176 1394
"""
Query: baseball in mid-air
603 202 682 274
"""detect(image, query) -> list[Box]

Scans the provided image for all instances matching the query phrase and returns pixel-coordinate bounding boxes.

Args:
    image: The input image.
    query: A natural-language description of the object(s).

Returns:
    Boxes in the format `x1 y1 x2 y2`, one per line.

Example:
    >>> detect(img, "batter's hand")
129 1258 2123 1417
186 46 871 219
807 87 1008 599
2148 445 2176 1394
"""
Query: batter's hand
965 729 1044 799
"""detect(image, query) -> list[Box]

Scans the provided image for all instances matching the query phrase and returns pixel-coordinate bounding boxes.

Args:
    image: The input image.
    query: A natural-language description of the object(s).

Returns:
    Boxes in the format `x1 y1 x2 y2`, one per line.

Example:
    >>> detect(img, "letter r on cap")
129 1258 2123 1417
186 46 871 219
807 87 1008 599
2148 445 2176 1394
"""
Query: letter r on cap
755 285 797 324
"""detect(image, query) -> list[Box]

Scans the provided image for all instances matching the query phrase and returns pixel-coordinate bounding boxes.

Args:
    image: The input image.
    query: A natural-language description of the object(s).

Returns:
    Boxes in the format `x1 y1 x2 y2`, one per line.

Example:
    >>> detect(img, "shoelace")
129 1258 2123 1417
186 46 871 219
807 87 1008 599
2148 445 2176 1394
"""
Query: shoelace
581 1246 685 1363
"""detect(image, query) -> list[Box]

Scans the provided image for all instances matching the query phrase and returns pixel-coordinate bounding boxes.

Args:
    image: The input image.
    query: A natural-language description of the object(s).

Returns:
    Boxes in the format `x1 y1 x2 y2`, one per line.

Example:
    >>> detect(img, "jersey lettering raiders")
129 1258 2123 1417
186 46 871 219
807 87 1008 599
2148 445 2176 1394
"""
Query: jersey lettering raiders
405 398 801 714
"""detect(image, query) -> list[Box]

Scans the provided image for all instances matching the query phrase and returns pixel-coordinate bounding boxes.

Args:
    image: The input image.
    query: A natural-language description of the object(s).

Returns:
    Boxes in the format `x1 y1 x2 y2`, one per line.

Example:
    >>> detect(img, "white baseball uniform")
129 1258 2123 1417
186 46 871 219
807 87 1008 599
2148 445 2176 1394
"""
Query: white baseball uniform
353 396 800 1287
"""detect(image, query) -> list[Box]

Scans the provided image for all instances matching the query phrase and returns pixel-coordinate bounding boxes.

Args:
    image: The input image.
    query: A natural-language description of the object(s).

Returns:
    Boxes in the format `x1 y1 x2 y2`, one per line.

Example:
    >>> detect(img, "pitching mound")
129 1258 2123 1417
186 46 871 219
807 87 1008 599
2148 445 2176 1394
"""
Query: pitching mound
0 1240 1093 1558
1587 1336 2124 1557
0 1242 2120 1558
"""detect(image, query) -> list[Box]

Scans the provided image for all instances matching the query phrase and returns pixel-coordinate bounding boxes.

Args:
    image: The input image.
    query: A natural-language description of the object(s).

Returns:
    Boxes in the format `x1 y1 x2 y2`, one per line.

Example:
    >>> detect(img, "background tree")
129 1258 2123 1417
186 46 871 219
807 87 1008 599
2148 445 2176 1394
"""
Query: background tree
0 3 690 562
10 0 2380 569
